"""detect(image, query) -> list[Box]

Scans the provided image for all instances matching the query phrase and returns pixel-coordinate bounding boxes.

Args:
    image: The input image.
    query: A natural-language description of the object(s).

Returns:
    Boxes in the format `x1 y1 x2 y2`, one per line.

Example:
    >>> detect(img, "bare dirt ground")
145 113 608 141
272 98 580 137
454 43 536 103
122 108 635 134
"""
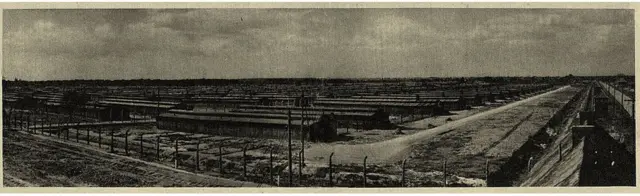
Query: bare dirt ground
2 130 267 187
304 86 575 166
406 87 582 180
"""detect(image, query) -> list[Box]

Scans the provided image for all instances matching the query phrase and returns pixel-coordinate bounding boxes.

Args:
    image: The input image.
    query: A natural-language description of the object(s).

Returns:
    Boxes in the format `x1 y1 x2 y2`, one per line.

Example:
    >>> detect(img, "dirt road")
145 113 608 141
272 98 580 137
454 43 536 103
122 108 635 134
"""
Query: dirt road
305 86 571 165
3 131 268 187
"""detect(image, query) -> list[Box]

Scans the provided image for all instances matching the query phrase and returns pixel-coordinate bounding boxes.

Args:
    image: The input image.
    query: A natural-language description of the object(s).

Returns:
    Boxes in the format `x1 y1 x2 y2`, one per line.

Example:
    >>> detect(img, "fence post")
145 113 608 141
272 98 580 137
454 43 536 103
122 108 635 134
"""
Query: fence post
298 150 303 185
98 128 102 148
401 159 407 187
243 145 248 180
443 159 447 187
559 144 563 161
329 152 334 187
485 159 490 187
156 135 161 161
140 134 144 158
219 144 224 174
363 156 368 187
287 109 293 187
86 128 90 145
270 146 274 185
174 139 179 169
195 139 200 172
110 129 115 153
527 156 533 172
76 129 80 143
124 129 130 156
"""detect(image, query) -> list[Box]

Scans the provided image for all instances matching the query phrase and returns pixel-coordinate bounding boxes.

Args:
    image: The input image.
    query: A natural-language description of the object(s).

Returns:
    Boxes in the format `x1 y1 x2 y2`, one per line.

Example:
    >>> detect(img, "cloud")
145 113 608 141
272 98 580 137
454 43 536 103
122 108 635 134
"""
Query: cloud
2 8 634 80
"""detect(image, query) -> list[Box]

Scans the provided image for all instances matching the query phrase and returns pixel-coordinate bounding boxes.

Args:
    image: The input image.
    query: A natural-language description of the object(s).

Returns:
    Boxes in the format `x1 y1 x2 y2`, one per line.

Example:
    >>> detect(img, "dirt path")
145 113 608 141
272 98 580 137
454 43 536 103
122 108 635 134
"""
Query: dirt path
3 131 269 187
305 86 570 165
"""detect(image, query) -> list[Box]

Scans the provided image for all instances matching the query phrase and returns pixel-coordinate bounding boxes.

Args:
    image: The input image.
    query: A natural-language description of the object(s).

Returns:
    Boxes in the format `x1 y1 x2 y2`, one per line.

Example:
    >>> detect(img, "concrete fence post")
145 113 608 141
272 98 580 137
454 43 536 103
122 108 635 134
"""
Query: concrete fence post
219 144 224 174
401 159 407 187
110 129 115 153
98 129 102 148
485 159 490 187
329 152 334 187
298 150 303 185
156 135 161 161
270 146 274 185
140 134 144 158
86 128 90 145
243 145 248 180
76 129 80 143
363 156 368 187
443 159 447 187
174 139 179 169
124 129 130 156
287 109 293 187
195 139 200 172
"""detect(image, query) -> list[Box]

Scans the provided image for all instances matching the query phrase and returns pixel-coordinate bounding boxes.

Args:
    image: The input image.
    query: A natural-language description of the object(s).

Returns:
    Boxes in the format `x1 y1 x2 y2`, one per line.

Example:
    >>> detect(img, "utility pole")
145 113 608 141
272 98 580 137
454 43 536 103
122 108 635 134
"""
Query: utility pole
287 109 293 187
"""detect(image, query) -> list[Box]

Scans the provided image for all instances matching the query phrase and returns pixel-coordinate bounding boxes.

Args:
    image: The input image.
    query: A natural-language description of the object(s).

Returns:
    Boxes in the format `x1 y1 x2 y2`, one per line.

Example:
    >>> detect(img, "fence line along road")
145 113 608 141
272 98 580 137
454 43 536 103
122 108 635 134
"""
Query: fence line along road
598 81 633 118
27 120 156 130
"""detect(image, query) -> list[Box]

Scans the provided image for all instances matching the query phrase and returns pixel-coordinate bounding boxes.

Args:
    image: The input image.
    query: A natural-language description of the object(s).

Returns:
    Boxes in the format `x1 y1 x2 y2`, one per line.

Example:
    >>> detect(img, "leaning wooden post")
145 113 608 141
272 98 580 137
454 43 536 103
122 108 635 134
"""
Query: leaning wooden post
443 159 447 187
527 156 533 172
329 152 334 187
287 109 293 187
559 143 563 161
363 156 368 187
401 159 407 187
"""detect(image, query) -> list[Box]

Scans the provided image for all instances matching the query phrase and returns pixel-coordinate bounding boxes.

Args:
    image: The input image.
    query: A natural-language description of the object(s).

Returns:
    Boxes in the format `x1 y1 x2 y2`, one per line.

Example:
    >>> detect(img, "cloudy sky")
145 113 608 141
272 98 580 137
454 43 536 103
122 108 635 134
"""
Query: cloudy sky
3 8 634 80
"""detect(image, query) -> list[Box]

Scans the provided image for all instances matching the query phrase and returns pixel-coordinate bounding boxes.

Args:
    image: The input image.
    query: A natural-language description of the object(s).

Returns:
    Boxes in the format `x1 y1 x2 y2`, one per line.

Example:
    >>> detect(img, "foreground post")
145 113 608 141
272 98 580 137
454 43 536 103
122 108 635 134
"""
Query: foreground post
485 159 490 186
402 159 407 187
140 134 144 158
363 156 368 187
219 145 224 174
559 144 563 161
110 129 115 153
298 150 303 185
124 130 130 156
174 139 179 169
329 152 334 187
76 129 80 143
195 139 200 172
243 145 248 179
287 110 293 187
443 159 447 187
270 146 274 184
98 128 102 148
156 135 161 161
86 128 90 145
527 156 533 172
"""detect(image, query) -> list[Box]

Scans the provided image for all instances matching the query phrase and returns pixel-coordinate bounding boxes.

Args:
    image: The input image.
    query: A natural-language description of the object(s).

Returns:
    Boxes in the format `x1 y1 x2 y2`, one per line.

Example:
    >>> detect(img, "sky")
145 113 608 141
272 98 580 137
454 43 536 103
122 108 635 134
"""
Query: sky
3 8 635 81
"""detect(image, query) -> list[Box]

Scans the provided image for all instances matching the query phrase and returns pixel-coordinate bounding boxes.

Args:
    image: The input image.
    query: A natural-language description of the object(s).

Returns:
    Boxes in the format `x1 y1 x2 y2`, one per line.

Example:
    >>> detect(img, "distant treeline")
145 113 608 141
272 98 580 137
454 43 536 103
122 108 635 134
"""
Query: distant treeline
1 75 632 87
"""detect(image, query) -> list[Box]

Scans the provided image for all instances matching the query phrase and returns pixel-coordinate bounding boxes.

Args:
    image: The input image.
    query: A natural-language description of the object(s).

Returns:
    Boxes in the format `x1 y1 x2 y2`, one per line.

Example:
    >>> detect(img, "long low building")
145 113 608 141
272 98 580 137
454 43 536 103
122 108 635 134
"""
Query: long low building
232 105 392 130
156 110 338 142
